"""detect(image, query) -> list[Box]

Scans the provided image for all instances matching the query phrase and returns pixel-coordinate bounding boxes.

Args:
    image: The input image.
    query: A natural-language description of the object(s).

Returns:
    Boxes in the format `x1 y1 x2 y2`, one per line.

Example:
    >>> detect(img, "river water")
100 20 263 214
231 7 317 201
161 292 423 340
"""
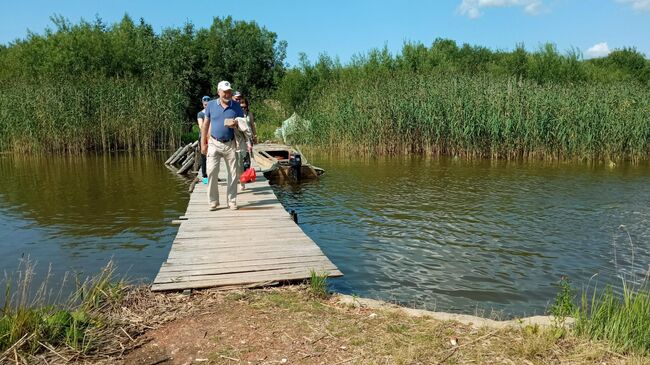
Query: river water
0 153 648 316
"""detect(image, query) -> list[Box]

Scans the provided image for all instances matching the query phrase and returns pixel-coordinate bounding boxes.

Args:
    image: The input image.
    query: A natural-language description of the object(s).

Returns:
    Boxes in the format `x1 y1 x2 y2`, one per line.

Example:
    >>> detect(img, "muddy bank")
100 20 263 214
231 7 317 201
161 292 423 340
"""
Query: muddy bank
109 286 640 365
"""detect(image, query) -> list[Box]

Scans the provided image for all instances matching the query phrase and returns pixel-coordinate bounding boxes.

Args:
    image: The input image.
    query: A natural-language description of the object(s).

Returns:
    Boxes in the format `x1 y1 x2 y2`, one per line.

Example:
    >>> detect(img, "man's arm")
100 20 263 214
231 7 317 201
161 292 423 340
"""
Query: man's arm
201 117 210 154
197 111 205 129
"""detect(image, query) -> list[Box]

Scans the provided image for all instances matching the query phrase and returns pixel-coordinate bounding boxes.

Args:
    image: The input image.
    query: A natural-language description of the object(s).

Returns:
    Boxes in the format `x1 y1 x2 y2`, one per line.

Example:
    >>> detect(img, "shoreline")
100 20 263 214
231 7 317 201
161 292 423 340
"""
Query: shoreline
2 283 646 364
119 285 634 365
335 294 573 329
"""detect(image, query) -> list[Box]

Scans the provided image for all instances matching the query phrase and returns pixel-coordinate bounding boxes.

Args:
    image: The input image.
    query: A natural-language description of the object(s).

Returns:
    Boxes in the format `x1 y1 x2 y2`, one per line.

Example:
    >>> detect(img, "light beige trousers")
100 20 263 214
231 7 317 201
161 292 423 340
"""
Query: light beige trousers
206 138 237 206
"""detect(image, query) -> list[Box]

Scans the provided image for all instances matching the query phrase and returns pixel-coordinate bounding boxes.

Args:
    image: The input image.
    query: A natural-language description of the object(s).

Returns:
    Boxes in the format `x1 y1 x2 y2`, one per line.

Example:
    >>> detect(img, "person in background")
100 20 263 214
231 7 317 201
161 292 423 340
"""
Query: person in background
234 111 253 190
197 96 210 184
239 97 258 144
233 91 242 103
201 80 243 211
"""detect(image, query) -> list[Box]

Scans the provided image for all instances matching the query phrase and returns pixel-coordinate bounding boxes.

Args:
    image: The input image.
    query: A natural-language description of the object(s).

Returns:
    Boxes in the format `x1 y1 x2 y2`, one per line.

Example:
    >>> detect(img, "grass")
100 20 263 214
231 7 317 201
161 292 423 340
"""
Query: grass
308 270 329 298
2 260 647 364
296 72 650 161
123 286 649 364
551 229 650 356
573 282 650 355
0 259 126 362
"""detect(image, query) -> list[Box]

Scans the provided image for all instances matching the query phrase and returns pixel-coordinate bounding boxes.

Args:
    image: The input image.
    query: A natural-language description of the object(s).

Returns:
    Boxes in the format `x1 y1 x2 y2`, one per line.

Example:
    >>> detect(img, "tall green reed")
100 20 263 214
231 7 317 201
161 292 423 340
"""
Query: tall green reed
296 72 649 161
0 76 185 153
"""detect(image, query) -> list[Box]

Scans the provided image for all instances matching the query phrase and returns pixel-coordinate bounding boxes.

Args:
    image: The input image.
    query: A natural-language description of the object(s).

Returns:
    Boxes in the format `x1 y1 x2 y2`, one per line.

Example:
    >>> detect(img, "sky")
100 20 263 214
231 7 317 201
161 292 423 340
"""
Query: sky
1 0 649 66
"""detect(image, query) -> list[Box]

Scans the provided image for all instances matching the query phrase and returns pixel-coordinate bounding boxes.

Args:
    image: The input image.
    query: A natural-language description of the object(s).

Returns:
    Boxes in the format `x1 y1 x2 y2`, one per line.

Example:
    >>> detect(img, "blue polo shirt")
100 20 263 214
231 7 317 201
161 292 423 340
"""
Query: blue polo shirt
205 99 244 141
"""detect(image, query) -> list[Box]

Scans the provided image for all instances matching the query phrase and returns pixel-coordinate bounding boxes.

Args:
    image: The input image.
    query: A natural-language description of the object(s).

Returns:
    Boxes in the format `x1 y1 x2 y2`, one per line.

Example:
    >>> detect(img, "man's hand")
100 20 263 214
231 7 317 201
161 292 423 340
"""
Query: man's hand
201 141 208 155
247 143 253 153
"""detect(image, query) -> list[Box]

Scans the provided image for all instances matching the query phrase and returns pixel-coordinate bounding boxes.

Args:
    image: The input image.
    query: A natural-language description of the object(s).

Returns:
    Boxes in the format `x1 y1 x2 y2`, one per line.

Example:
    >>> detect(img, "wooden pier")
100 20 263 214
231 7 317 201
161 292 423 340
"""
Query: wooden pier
151 164 342 291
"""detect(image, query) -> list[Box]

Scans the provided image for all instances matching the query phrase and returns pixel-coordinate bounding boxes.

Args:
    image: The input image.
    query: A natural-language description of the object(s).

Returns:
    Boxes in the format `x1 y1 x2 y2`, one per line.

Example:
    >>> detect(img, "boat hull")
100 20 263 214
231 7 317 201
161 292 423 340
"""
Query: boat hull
252 143 324 182
264 165 324 181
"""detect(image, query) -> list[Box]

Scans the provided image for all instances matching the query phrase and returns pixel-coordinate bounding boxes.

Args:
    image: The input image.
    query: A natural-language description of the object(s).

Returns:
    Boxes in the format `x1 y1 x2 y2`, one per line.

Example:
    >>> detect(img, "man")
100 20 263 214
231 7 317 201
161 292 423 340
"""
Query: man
197 96 210 184
201 81 244 210
233 91 242 103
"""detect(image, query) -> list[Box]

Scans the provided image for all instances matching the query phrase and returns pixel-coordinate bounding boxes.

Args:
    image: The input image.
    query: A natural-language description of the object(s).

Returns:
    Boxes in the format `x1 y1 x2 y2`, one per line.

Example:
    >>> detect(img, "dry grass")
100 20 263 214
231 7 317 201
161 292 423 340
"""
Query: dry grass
115 286 648 365
6 283 647 364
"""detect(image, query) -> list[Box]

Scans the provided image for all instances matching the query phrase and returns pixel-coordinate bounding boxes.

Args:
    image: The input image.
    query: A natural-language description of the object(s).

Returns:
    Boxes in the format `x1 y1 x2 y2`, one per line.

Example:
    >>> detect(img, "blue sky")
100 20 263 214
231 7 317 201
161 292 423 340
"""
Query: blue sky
1 0 648 66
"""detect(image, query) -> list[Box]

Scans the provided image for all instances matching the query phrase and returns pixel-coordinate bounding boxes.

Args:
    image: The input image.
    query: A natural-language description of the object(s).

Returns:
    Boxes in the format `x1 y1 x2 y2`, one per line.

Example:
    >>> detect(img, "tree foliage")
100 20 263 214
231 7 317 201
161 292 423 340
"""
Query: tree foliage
0 14 287 152
276 38 649 114
0 14 287 103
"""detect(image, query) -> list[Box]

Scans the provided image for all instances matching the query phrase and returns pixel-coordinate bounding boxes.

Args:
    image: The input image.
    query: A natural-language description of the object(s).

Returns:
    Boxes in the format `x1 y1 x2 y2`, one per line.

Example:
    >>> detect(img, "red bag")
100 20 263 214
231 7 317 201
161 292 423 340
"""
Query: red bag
240 167 256 183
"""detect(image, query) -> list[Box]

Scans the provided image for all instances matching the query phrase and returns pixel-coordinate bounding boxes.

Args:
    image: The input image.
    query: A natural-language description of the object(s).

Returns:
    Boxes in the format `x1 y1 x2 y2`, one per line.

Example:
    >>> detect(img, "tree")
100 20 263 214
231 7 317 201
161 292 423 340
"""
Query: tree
201 16 286 97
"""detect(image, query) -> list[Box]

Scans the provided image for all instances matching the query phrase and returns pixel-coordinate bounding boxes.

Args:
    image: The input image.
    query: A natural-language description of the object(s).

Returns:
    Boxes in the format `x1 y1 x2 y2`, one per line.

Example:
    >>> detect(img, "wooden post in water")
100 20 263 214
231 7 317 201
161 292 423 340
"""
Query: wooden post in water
177 152 196 174
165 141 199 175
169 142 193 165
165 146 184 165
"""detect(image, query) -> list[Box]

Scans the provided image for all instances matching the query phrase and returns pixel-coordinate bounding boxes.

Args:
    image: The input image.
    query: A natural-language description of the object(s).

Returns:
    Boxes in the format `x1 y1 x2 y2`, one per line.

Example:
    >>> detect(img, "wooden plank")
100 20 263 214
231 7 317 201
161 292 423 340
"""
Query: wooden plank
168 240 317 250
176 225 304 235
152 269 343 291
176 222 295 230
167 246 324 259
154 267 341 285
168 239 320 250
167 247 324 259
158 257 336 273
153 157 341 292
154 269 344 291
164 251 331 265
189 191 274 196
165 146 185 165
175 230 308 239
169 142 193 165
155 261 337 280
183 204 285 212
180 212 288 219
169 238 316 249
175 229 307 240
177 151 196 174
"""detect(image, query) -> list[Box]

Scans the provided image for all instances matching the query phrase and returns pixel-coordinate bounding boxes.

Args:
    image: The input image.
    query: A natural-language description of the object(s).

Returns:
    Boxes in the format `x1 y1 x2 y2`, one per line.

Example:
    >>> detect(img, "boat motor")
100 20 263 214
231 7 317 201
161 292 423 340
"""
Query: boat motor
290 153 302 181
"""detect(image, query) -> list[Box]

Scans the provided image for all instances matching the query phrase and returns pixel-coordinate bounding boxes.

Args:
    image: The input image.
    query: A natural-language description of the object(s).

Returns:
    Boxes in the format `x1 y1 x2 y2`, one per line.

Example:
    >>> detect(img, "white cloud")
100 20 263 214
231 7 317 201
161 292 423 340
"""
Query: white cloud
617 0 650 11
586 42 611 58
459 0 544 19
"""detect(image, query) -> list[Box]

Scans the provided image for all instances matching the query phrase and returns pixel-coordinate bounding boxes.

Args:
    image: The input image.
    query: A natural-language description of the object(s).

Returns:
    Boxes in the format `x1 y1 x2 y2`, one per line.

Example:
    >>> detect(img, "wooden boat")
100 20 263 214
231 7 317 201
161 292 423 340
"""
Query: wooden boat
252 143 324 181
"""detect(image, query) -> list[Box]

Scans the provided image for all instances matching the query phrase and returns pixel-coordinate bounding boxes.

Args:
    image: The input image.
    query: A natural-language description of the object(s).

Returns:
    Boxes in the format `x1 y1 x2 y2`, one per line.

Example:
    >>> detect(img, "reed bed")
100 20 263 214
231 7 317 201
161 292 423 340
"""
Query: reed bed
0 77 185 153
297 72 650 161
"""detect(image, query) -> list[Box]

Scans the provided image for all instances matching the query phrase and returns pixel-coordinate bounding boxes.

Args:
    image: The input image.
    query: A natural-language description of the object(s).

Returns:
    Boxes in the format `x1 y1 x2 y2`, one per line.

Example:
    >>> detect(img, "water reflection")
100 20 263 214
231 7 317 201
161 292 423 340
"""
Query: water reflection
272 154 650 316
1 152 648 317
0 153 188 282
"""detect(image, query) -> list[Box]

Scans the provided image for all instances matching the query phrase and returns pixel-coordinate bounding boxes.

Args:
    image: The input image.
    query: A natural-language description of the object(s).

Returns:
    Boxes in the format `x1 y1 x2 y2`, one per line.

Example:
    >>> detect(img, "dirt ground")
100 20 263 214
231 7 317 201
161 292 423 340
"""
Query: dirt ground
117 286 648 365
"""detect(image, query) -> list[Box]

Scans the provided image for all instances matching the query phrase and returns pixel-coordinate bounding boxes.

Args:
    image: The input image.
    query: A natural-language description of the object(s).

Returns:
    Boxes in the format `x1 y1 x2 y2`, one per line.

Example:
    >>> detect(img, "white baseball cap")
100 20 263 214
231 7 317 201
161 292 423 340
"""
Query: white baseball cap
217 80 232 91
